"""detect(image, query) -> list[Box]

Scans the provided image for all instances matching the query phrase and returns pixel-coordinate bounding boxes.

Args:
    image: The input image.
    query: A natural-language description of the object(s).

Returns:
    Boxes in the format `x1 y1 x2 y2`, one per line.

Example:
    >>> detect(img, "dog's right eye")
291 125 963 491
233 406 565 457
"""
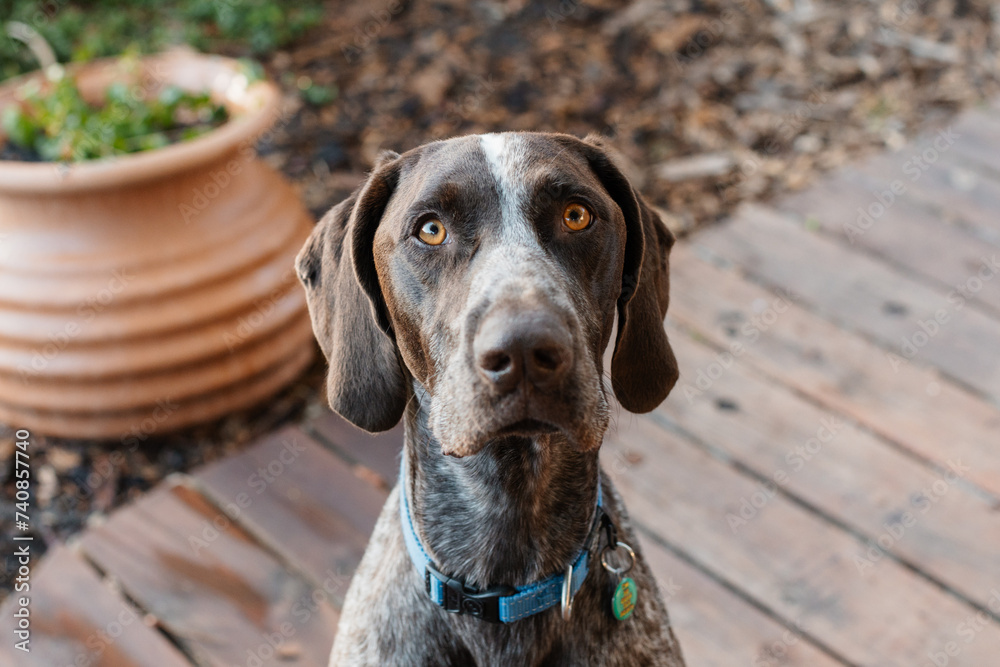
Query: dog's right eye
562 203 593 232
417 219 448 246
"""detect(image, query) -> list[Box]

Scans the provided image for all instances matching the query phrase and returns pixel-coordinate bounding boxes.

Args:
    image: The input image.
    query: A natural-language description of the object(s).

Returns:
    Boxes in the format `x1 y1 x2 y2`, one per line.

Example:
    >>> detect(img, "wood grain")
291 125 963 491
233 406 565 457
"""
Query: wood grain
0 544 191 667
667 246 1000 498
80 480 339 667
778 168 1000 315
194 425 383 599
659 322 1000 612
852 145 1000 245
604 415 1000 667
308 410 403 486
694 204 1000 401
639 536 847 667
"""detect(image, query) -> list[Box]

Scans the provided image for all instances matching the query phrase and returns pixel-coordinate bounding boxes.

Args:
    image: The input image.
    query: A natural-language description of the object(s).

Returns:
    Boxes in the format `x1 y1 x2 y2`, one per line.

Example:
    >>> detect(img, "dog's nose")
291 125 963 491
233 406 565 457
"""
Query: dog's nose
474 308 572 393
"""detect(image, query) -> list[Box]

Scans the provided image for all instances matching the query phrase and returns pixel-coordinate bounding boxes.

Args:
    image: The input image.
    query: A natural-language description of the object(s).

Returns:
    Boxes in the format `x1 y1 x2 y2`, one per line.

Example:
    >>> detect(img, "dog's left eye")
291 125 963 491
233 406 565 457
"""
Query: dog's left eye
417 219 448 245
562 203 593 232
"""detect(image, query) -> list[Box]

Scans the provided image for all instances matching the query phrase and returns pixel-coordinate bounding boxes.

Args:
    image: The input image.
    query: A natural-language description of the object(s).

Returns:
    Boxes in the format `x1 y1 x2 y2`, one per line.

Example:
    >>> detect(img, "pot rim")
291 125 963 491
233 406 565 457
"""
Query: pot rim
0 49 283 194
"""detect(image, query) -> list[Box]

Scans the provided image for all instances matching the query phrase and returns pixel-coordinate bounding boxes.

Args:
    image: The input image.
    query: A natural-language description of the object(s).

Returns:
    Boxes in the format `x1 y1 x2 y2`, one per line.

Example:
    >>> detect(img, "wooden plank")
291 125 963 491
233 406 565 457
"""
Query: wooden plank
192 421 846 666
778 168 1000 315
603 415 1000 667
945 108 1000 178
199 420 843 665
80 481 339 667
852 145 1000 246
0 544 192 667
193 425 384 599
308 410 402 485
694 204 1000 400
855 110 1000 189
637 536 846 667
659 323 1000 612
667 248 1000 498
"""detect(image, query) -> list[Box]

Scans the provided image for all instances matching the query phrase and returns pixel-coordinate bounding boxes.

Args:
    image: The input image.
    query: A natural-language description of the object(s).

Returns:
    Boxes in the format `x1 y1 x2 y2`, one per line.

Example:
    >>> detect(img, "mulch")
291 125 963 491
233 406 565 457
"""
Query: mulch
2 0 997 599
267 0 999 231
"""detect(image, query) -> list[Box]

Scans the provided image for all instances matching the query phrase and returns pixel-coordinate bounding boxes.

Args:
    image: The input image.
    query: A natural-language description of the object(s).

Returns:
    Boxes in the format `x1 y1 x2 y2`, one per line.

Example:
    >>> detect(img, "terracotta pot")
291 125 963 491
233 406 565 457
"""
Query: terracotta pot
0 50 315 440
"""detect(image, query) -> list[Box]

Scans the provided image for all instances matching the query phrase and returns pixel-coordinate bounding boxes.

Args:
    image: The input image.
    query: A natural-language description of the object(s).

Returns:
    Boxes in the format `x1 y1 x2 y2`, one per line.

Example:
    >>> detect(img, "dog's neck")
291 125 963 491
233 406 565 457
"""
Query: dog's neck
403 400 601 591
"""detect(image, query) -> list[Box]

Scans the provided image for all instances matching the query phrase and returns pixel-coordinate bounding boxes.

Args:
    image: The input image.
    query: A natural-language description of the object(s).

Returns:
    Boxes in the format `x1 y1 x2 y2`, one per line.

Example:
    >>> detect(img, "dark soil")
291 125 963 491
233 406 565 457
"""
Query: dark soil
0 142 41 162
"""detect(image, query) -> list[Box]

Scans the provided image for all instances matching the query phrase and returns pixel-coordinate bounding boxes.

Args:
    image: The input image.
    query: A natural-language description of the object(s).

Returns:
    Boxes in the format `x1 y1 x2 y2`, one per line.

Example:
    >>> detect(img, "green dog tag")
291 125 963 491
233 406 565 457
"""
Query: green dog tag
612 576 637 620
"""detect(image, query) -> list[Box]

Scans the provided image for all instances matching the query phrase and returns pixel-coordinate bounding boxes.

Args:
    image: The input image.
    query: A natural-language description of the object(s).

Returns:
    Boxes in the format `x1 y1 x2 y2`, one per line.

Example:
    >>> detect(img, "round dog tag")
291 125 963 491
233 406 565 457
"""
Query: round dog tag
612 576 637 620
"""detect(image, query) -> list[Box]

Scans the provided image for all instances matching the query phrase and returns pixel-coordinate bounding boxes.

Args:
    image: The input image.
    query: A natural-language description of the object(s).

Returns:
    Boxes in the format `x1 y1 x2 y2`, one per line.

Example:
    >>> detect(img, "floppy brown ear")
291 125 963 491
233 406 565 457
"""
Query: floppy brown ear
580 136 679 413
295 151 409 432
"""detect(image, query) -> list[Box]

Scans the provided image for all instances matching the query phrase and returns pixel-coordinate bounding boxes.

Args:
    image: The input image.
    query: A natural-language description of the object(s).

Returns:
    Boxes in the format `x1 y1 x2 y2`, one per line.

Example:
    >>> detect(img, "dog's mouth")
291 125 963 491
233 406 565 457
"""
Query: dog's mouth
493 417 560 439
433 364 609 457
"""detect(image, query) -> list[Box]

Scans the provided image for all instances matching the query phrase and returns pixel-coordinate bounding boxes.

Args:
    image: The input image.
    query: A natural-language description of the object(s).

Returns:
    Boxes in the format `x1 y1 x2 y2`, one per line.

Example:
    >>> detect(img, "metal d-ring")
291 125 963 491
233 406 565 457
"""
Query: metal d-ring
600 541 636 575
561 563 574 621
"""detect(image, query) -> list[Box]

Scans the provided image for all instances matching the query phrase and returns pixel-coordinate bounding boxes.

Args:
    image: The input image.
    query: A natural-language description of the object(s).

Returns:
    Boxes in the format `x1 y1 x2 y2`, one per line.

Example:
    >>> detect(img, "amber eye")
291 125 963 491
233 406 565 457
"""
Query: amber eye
563 203 592 231
417 219 448 245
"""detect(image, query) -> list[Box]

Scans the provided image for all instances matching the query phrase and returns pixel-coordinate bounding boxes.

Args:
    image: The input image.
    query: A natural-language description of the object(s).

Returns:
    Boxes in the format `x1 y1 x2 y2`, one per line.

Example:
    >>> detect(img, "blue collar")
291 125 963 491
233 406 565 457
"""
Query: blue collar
399 454 603 624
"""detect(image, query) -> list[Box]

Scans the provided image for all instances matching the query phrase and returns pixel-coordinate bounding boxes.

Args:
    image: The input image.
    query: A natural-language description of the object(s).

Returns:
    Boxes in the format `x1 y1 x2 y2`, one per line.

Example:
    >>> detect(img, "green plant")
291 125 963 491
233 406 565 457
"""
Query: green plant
2 69 229 161
296 75 338 107
1 0 324 80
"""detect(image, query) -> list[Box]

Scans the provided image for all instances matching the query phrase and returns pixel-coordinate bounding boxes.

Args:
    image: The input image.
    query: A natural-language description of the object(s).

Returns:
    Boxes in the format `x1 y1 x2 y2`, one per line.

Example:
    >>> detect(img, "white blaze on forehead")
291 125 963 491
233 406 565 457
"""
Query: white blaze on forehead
470 133 569 310
479 133 535 244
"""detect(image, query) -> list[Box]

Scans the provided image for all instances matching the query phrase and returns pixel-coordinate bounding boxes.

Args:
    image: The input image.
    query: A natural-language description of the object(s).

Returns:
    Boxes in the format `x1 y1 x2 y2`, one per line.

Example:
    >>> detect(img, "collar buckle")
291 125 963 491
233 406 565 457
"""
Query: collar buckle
425 565 516 624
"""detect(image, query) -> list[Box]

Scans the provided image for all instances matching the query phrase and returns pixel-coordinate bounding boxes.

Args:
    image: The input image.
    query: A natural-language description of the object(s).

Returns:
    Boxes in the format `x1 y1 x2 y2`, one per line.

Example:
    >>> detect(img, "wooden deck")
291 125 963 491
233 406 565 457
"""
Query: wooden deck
5 105 1000 666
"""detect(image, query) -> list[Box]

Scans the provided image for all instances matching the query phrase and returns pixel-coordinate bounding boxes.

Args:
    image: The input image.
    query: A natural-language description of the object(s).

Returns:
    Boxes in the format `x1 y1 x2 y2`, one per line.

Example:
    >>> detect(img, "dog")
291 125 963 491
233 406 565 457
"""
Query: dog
296 132 686 666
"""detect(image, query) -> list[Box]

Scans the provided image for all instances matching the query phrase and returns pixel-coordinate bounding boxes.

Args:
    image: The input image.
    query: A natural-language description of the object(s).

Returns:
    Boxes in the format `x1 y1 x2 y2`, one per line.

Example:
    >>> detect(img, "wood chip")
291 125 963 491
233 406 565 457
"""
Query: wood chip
656 153 735 182
47 446 83 473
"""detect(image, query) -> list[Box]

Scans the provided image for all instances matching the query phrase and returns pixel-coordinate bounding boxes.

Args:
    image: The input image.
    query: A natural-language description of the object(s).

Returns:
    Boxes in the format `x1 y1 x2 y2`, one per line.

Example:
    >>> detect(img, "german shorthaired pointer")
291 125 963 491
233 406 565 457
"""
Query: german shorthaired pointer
296 132 686 666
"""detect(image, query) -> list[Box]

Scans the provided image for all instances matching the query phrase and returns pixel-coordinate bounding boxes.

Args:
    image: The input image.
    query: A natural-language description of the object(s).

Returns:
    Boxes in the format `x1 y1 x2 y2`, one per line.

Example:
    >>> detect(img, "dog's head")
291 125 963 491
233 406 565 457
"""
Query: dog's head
296 132 678 457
